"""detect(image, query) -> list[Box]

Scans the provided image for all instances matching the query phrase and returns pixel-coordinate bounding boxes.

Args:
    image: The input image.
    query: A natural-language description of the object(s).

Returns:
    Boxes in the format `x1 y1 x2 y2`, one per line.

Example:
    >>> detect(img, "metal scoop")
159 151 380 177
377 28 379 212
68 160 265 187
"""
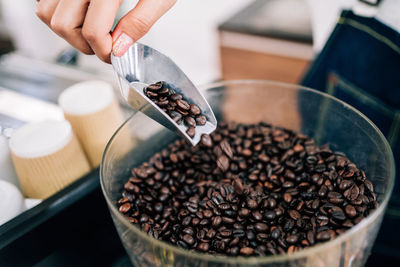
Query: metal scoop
111 43 217 146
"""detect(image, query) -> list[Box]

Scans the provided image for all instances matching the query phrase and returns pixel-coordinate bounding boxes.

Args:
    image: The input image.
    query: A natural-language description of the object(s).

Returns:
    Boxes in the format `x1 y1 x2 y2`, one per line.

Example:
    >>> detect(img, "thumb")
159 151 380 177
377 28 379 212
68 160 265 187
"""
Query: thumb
112 0 176 57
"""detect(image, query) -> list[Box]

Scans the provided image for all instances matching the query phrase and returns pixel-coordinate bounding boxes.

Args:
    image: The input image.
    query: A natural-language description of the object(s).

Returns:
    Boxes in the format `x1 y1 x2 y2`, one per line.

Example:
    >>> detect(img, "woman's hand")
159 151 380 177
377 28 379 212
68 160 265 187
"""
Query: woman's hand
36 0 176 63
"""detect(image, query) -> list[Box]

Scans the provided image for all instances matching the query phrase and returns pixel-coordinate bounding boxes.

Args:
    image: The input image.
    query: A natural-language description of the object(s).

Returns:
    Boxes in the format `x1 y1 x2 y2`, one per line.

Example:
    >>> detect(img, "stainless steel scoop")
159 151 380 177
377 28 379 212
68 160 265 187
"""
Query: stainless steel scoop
111 43 217 146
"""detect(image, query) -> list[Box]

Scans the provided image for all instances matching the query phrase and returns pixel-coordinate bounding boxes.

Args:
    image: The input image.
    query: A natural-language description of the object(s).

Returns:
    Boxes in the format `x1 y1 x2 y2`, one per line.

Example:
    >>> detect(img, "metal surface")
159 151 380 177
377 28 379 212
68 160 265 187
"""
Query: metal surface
111 43 217 146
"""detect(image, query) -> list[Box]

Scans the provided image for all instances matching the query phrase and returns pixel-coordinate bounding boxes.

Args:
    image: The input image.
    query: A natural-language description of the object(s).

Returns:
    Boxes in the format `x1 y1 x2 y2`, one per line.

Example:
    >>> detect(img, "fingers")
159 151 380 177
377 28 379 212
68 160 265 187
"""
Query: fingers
50 0 93 55
36 0 175 62
82 0 121 63
36 0 59 26
112 0 176 57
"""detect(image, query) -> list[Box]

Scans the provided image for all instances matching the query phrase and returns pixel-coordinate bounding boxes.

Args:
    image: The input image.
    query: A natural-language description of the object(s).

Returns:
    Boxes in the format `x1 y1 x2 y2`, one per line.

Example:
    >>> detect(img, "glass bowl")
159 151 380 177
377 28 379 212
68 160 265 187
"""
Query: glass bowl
100 80 395 267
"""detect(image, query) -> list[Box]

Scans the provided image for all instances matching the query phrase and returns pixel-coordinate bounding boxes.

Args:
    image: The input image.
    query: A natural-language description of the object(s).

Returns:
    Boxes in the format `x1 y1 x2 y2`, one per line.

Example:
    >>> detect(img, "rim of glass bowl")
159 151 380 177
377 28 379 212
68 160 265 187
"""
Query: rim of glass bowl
100 80 395 264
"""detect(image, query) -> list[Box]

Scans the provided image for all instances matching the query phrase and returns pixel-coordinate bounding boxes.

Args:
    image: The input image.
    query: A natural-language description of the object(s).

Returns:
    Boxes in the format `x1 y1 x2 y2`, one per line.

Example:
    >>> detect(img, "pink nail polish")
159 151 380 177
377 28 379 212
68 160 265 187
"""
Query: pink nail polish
112 33 133 57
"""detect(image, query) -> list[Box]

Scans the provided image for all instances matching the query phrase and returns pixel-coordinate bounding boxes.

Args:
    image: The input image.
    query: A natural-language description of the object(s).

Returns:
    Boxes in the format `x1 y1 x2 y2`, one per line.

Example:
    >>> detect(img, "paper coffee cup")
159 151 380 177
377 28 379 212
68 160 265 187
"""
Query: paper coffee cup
10 120 91 199
0 180 25 225
58 80 125 167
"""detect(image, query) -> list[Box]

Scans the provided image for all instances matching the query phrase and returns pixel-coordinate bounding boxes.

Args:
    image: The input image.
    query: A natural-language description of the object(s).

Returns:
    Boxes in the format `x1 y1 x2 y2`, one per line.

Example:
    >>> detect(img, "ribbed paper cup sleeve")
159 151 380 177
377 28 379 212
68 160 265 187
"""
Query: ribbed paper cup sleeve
10 120 91 199
58 80 126 167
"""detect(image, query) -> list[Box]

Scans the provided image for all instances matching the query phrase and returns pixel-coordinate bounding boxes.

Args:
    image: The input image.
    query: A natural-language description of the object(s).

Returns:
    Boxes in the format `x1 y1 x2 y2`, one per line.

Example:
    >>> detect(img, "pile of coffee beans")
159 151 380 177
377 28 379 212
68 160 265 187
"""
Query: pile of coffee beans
117 121 378 256
143 81 207 138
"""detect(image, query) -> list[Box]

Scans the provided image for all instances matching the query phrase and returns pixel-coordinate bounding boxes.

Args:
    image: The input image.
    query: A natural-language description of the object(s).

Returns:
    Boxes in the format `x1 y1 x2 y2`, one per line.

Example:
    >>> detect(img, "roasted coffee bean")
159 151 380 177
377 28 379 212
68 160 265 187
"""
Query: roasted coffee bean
168 111 182 123
220 140 234 159
202 209 213 218
240 247 254 256
199 219 209 226
219 203 230 210
364 180 374 192
271 228 280 239
248 174 258 181
197 229 206 239
286 234 299 244
342 220 354 228
200 134 213 147
339 179 353 191
345 205 357 218
145 90 159 98
282 181 294 188
233 178 244 195
318 186 328 197
254 223 268 232
117 120 377 257
176 108 189 116
293 144 304 153
170 93 183 101
264 210 276 221
146 82 163 91
233 229 245 238
238 208 250 217
206 229 216 239
311 199 320 210
283 193 292 203
252 211 263 221
241 149 252 157
186 127 196 138
258 153 270 163
154 202 164 213
183 234 195 246
119 203 131 213
196 115 207 126
316 231 332 241
176 99 190 111
183 227 194 236
157 99 169 107
247 199 258 209
157 88 170 97
307 231 315 245
184 116 196 127
289 210 301 220
267 198 277 209
346 184 360 200
222 216 235 224
220 229 232 237
182 216 192 226
197 242 209 252
217 155 230 172
189 104 201 116
284 219 295 232
212 216 222 228
124 182 135 193
331 206 346 221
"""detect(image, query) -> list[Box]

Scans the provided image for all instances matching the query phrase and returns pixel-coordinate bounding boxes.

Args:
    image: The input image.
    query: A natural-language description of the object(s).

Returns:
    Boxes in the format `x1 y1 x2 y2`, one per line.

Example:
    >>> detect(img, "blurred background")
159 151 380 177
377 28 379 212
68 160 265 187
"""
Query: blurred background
0 0 316 84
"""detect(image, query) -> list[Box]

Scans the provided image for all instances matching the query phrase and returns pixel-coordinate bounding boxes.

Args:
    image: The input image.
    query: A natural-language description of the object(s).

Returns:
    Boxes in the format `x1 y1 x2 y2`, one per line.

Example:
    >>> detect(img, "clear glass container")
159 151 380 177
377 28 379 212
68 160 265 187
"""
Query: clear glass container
100 81 395 267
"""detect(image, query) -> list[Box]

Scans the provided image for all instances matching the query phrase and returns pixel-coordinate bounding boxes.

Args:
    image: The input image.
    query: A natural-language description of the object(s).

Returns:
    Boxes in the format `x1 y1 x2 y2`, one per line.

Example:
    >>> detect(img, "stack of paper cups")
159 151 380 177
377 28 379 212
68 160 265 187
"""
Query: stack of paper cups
58 80 124 167
9 120 91 199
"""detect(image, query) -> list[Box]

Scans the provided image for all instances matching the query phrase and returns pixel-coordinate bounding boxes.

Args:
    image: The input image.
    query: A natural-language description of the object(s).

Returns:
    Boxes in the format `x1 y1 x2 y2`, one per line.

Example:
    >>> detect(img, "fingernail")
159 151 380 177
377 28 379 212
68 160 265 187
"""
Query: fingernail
112 33 133 57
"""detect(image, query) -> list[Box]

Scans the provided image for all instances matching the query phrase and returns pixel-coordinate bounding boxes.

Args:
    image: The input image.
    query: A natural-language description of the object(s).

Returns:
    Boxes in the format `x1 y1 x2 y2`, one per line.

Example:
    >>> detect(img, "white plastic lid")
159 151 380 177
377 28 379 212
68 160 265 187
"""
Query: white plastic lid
58 80 115 115
9 120 72 158
0 180 25 225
